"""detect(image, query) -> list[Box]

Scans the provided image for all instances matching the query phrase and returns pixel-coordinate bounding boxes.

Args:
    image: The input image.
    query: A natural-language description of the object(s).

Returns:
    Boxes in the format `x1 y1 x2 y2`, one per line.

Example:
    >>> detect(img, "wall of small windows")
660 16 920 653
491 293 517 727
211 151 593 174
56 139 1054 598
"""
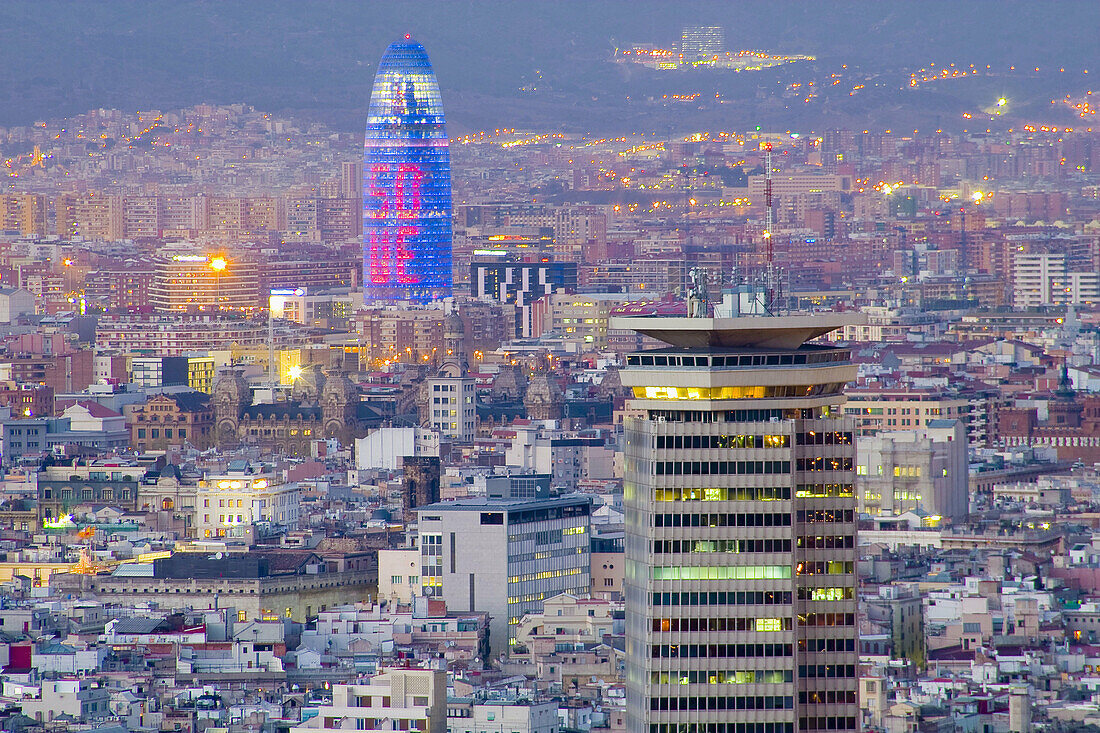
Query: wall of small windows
652 616 792 632
797 509 854 524
797 613 855 627
653 538 792 554
651 643 793 658
652 565 792 581
656 460 792 476
795 483 853 498
656 434 790 449
635 383 846 400
797 587 854 601
795 561 854 576
649 696 793 711
655 486 790 502
649 723 794 733
652 590 792 606
655 512 792 528
650 670 793 685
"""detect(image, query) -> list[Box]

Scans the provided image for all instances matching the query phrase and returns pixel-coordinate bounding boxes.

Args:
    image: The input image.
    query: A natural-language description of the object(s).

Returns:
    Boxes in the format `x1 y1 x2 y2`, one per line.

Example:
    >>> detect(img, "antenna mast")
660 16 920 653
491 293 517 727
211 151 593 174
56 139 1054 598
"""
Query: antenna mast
762 142 780 313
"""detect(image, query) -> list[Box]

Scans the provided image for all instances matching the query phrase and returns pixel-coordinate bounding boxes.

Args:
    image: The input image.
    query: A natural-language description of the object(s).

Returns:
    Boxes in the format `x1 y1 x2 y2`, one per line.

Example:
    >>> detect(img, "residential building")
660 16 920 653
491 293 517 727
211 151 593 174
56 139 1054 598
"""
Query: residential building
7 678 110 724
536 292 644 351
856 419 968 523
195 460 300 538
512 593 618 658
130 354 215 392
0 193 47 236
128 391 215 452
379 549 422 604
37 460 145 520
290 668 446 733
505 422 616 489
844 388 969 438
0 415 66 468
150 252 262 313
1013 252 1100 307
425 377 476 441
0 288 35 324
74 549 373 622
447 698 560 733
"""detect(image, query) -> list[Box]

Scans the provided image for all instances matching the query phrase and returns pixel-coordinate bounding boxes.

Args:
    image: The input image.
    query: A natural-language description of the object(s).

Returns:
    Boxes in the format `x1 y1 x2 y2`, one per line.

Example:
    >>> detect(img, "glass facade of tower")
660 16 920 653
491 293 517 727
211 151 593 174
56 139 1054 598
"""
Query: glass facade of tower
363 39 452 303
617 315 860 733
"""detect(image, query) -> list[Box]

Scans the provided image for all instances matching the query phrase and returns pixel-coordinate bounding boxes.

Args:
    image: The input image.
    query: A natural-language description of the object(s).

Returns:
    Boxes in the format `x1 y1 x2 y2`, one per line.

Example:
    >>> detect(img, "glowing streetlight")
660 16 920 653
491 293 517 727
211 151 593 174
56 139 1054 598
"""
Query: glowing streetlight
209 256 227 311
288 365 303 381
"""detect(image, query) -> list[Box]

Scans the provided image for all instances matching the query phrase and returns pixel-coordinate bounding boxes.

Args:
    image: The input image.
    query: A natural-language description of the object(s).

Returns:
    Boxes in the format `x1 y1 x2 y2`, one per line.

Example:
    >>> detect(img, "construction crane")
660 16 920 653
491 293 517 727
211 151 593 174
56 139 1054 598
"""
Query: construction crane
71 526 106 575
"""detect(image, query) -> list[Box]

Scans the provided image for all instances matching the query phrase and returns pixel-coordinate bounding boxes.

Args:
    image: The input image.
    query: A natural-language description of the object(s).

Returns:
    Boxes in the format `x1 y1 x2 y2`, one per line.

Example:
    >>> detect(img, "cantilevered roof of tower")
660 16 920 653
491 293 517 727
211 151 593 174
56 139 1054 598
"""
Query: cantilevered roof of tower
610 313 864 350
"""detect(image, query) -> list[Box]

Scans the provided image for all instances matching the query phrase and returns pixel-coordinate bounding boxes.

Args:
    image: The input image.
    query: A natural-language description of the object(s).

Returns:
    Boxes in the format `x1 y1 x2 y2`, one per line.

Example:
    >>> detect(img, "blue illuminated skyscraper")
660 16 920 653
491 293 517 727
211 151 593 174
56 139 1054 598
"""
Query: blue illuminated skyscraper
362 36 452 303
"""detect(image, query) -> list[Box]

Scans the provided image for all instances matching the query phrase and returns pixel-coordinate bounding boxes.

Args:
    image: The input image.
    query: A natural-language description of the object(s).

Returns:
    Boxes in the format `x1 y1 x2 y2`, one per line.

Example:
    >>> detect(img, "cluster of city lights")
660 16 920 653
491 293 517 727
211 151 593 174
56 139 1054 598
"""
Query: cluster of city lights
1060 92 1096 118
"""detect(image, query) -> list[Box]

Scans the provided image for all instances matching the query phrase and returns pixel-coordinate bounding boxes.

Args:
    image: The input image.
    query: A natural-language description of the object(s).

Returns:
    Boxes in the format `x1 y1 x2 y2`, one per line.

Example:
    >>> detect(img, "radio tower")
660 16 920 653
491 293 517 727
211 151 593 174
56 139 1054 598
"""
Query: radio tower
762 143 778 312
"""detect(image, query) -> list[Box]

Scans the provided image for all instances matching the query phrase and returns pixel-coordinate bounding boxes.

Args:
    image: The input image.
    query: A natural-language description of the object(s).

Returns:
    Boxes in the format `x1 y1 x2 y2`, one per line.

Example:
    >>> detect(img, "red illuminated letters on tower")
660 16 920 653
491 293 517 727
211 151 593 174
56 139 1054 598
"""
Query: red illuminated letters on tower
369 163 424 285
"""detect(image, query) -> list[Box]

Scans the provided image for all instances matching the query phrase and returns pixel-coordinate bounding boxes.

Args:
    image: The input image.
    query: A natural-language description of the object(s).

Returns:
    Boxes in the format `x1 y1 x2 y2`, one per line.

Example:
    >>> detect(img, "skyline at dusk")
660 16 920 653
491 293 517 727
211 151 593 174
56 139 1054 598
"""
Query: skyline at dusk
0 4 1098 733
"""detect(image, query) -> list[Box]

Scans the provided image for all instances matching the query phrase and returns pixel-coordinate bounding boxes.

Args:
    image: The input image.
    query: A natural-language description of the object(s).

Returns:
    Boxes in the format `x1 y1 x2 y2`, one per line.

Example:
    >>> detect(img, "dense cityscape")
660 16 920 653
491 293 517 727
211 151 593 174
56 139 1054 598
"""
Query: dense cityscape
0 8 1098 733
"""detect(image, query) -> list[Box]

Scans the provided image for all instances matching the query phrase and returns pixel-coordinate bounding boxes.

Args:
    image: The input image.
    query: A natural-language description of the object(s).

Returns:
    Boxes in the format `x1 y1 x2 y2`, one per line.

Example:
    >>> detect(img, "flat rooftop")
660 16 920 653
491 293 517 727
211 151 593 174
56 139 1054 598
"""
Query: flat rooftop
417 495 592 512
610 313 863 350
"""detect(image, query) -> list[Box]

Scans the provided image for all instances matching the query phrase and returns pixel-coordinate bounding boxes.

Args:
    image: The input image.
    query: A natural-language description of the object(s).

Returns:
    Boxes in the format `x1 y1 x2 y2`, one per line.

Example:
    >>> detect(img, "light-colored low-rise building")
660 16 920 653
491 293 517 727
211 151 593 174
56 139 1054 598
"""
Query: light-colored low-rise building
447 698 560 733
512 593 618 659
290 667 446 733
857 419 968 523
195 460 300 539
379 548 422 604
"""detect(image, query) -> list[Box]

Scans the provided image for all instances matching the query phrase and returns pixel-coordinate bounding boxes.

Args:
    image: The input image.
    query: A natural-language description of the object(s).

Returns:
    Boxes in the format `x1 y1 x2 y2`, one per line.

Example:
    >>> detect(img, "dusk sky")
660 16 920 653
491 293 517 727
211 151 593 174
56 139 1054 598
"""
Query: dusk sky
3 1 1100 132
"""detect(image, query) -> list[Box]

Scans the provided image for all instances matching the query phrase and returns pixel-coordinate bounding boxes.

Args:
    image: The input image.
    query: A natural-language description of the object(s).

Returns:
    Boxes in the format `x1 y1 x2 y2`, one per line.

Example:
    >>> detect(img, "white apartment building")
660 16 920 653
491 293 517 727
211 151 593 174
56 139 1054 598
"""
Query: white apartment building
379 548 423 603
196 460 299 538
448 698 560 733
426 377 476 441
857 419 968 523
291 668 446 733
827 306 946 343
512 592 618 657
505 422 616 489
356 427 440 472
1013 252 1100 308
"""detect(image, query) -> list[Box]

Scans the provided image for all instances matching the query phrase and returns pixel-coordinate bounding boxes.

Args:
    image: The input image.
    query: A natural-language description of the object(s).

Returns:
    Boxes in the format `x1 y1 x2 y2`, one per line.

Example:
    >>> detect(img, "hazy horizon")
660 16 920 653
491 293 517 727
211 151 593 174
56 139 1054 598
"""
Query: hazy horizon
4 1 1100 134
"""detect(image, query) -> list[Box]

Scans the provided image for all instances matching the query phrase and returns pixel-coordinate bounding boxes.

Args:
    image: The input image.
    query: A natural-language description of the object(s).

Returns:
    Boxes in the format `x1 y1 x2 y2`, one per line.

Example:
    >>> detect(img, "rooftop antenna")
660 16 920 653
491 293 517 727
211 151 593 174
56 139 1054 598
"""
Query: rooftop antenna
687 267 709 318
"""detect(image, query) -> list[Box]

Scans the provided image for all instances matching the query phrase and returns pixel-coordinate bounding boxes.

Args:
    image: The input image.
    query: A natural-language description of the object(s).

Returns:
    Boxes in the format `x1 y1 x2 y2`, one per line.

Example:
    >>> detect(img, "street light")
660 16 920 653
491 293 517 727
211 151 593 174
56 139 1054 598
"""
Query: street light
209 256 227 311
